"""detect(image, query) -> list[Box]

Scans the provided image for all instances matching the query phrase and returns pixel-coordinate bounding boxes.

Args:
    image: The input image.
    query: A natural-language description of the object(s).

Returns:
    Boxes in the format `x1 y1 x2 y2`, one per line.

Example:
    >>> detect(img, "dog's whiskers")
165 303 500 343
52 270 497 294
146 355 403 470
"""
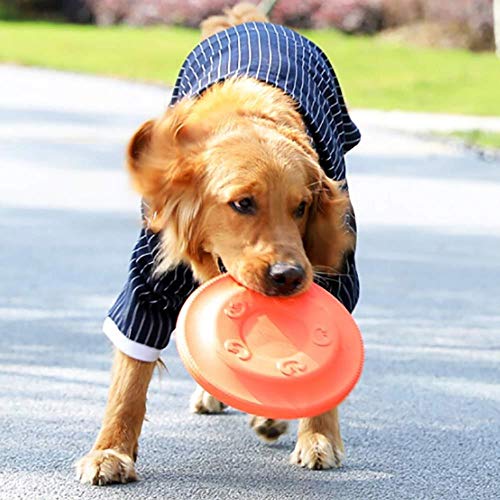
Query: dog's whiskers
313 269 351 283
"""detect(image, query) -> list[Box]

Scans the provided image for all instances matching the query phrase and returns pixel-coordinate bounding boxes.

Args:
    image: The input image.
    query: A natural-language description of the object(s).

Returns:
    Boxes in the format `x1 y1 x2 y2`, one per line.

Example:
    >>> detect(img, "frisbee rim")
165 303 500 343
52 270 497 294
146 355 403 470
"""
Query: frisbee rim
176 274 364 419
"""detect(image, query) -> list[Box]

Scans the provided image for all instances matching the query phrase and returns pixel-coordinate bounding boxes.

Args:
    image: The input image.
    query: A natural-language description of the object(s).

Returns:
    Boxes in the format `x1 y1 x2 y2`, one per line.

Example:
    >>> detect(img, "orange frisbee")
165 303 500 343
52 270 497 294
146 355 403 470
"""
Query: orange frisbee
176 274 363 419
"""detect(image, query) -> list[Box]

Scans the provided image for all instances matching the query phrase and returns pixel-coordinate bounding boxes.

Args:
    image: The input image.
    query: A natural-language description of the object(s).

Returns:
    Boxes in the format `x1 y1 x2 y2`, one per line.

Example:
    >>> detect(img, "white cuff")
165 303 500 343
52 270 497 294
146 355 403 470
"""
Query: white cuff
103 317 162 362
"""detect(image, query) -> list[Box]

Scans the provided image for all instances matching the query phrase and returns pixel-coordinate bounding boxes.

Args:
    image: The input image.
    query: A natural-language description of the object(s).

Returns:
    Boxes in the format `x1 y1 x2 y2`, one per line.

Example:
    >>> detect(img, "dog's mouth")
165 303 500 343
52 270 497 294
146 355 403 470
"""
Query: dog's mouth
215 256 265 293
215 255 309 297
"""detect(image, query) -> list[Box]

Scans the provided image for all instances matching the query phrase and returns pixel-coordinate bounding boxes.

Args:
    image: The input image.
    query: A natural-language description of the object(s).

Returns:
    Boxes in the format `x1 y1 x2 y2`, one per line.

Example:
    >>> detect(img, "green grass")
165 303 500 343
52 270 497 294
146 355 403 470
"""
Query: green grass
449 130 500 150
1 20 500 115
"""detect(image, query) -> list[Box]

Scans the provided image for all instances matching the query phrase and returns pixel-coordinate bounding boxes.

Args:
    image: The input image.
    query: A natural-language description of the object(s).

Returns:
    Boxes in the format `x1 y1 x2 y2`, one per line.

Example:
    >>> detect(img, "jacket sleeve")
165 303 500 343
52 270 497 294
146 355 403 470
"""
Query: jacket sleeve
106 227 198 358
312 250 360 313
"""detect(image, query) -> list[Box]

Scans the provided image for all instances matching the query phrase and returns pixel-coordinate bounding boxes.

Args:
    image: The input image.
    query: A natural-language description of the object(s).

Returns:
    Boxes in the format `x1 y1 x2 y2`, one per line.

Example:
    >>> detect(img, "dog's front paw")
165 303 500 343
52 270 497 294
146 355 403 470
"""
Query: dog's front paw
189 385 226 414
250 416 288 442
75 449 137 485
290 433 343 470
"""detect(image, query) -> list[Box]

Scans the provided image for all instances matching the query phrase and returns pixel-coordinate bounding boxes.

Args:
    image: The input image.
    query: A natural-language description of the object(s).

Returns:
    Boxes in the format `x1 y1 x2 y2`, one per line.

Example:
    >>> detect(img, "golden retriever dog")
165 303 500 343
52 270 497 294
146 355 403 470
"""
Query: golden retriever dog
76 2 360 485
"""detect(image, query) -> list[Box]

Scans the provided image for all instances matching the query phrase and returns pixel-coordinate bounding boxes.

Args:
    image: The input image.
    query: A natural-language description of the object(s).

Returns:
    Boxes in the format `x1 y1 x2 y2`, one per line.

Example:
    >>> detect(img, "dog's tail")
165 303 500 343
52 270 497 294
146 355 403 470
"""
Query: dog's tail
200 1 275 40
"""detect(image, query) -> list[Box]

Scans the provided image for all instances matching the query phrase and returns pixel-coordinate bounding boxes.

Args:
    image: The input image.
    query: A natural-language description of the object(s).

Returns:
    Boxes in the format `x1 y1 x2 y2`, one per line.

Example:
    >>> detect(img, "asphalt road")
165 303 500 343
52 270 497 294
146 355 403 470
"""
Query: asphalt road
1 65 499 500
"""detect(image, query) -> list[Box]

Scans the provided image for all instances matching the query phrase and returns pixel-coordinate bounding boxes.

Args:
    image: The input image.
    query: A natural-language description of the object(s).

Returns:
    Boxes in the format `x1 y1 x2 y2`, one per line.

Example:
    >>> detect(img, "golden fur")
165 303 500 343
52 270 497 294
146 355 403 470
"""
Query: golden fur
76 3 356 484
127 77 354 291
76 350 155 484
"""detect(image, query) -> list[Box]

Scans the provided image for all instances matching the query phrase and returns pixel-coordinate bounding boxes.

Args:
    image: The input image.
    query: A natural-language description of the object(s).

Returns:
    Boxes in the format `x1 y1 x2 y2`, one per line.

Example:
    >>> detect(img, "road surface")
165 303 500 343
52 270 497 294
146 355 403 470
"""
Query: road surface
1 65 499 499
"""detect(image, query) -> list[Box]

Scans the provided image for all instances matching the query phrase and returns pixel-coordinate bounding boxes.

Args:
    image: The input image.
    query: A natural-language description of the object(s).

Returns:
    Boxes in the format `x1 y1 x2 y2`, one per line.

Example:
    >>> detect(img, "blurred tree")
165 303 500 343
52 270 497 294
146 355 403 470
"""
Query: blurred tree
4 0 496 53
1 0 91 21
61 0 93 23
11 0 60 13
495 0 500 54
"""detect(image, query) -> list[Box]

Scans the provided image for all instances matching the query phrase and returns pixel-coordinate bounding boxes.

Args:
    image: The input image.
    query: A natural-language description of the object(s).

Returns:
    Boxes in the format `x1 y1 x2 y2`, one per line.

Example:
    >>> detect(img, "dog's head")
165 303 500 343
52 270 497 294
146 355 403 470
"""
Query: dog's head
127 79 354 296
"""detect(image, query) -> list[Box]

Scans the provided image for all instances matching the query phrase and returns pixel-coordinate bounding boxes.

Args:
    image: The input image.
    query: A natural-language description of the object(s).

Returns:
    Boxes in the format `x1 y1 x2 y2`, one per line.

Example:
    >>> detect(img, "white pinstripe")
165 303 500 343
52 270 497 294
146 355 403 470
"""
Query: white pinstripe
270 24 282 84
282 26 291 93
206 36 215 88
291 38 298 96
264 26 272 84
256 23 263 78
126 300 142 340
243 23 252 76
226 29 232 75
236 24 242 72
215 32 223 82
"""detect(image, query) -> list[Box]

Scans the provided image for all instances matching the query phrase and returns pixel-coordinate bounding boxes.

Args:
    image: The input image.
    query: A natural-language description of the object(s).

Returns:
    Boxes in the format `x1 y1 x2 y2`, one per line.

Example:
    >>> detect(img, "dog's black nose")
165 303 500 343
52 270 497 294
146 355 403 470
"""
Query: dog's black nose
267 262 305 295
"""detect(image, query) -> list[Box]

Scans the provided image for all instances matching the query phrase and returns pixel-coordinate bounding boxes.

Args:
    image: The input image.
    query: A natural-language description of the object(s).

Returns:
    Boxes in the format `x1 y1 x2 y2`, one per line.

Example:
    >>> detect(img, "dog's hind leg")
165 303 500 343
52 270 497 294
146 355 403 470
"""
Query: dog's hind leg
190 384 226 414
75 350 155 485
249 416 288 442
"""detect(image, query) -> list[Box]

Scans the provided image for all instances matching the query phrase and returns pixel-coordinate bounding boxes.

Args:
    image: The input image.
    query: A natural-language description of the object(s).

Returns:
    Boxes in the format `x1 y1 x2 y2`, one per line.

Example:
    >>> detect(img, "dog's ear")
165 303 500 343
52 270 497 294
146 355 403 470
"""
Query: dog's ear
304 175 356 274
126 99 207 231
126 100 209 269
126 100 200 199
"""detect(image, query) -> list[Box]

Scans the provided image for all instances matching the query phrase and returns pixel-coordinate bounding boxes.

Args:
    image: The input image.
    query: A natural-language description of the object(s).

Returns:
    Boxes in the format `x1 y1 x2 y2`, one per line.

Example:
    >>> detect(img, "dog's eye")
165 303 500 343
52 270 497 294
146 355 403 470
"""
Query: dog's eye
295 201 307 218
229 197 256 215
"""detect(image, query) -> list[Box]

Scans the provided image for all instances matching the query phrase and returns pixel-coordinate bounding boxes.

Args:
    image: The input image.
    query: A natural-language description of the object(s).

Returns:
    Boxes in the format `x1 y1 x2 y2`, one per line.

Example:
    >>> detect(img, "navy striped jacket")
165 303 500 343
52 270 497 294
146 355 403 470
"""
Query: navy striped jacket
104 22 361 362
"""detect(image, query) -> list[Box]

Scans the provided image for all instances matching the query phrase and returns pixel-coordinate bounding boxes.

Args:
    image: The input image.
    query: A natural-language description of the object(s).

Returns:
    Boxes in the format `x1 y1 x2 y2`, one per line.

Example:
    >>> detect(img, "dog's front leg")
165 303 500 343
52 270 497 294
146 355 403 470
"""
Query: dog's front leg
76 350 155 485
290 407 344 470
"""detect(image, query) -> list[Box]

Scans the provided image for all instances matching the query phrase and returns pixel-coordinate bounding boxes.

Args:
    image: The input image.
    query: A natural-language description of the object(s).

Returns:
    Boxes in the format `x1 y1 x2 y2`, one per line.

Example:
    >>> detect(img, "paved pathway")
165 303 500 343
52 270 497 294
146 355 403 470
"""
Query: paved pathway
353 108 500 133
1 65 499 499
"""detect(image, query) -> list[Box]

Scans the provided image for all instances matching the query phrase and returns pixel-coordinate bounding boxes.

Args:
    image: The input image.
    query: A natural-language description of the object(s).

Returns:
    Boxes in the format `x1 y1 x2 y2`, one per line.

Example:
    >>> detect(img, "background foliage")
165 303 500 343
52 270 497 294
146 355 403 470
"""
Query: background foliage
2 0 495 50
